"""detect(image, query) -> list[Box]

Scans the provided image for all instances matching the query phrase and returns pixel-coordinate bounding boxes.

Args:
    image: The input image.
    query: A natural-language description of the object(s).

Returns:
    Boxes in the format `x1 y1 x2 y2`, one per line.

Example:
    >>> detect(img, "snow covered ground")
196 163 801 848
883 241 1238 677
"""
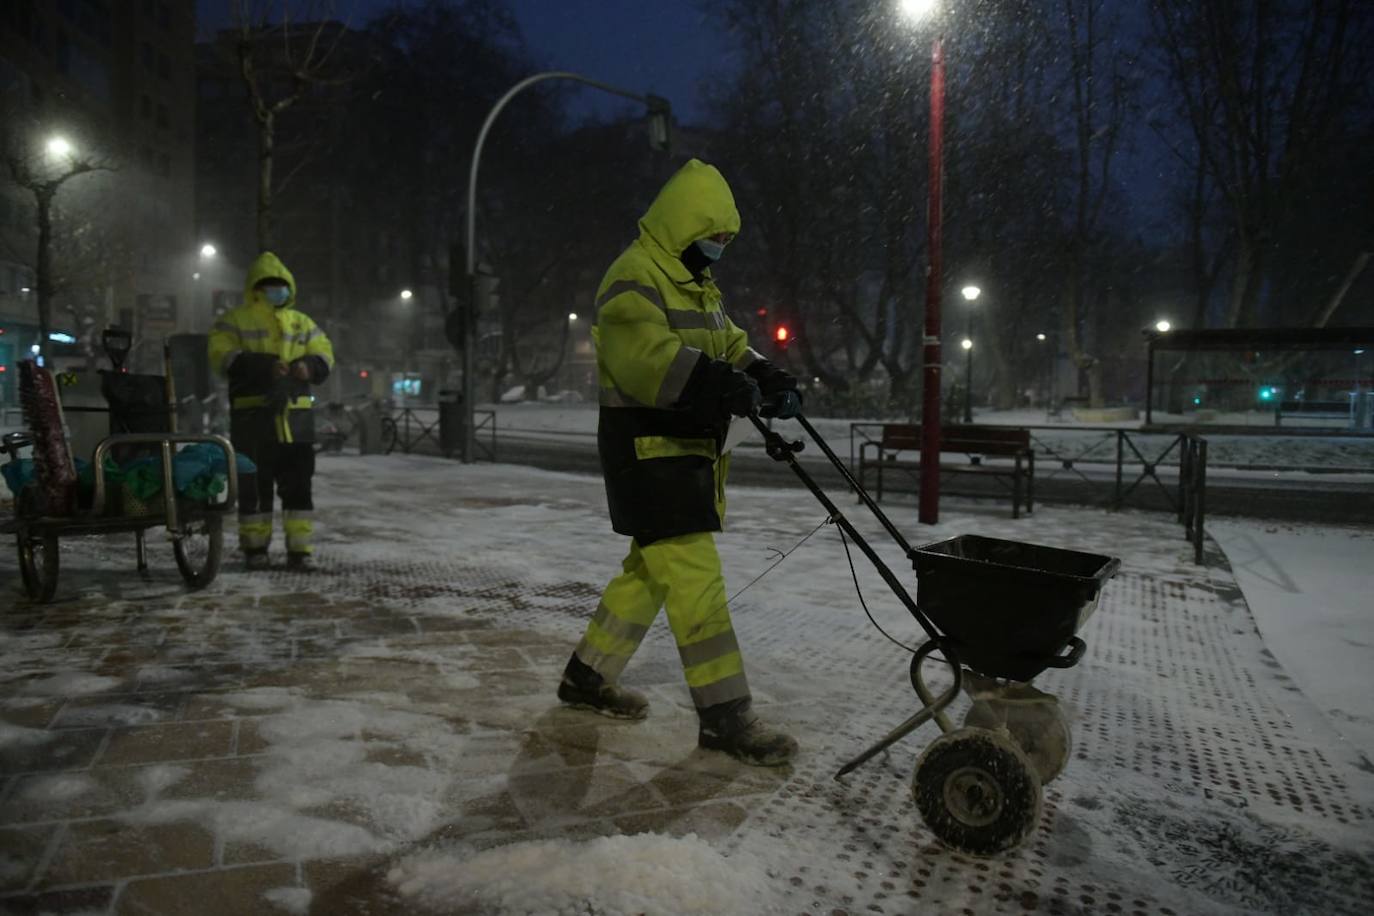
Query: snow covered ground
2 455 1372 914
1207 521 1374 759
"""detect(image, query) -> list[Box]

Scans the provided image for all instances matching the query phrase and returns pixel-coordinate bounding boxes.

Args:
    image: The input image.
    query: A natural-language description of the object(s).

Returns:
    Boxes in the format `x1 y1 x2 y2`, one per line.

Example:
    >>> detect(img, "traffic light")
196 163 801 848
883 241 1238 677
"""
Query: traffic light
774 325 792 350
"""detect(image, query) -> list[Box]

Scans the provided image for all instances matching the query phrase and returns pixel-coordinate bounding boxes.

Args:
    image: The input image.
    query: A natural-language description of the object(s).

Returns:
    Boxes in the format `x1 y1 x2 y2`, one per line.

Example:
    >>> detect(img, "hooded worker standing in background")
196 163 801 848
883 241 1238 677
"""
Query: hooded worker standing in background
558 159 803 767
208 252 334 570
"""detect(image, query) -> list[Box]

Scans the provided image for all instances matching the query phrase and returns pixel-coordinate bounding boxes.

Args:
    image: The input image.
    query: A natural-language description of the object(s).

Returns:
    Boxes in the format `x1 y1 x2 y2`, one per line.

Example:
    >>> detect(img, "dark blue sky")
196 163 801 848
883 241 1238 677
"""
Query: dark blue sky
195 0 722 124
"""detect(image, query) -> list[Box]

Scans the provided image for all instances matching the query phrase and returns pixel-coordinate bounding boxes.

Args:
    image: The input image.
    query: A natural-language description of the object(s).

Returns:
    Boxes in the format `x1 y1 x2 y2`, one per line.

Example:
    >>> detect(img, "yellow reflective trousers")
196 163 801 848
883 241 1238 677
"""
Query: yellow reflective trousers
574 531 750 710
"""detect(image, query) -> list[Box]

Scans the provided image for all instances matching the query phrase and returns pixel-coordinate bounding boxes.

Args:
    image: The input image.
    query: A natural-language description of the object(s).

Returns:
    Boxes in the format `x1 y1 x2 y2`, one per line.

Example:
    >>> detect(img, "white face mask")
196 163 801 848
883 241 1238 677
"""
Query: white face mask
694 238 725 262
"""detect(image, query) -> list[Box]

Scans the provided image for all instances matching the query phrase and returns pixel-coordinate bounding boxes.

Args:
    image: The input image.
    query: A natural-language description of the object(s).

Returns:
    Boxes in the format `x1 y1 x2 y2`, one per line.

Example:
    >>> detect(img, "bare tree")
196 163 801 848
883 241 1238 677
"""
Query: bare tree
1059 0 1133 406
1149 0 1374 327
2 141 112 361
232 0 354 251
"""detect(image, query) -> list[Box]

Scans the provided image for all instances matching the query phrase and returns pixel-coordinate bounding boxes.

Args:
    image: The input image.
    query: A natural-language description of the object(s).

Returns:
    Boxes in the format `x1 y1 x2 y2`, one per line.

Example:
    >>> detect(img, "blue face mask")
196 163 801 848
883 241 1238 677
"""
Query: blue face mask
260 285 291 307
694 238 725 262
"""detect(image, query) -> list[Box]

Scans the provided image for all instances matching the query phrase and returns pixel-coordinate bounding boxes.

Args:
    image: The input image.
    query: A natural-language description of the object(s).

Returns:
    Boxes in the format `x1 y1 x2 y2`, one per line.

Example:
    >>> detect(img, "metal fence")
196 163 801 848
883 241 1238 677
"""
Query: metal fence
849 423 1210 563
390 406 497 461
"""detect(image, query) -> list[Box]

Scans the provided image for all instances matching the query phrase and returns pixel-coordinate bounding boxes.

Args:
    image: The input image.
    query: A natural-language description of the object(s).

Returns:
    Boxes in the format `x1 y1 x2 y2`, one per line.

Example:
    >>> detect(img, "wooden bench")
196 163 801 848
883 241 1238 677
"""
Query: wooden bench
857 423 1035 518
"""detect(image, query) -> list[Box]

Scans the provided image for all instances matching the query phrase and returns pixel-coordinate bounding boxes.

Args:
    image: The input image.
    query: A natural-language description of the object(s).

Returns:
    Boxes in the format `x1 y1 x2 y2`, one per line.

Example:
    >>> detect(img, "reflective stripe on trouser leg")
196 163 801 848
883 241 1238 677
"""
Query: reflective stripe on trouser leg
283 510 313 554
238 512 272 551
640 531 751 710
574 541 665 682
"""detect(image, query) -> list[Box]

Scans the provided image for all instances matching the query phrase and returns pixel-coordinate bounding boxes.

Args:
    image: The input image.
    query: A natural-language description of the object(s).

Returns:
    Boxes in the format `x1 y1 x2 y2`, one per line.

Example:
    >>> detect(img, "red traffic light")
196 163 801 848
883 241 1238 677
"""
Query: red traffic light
774 325 790 343
359 370 370 379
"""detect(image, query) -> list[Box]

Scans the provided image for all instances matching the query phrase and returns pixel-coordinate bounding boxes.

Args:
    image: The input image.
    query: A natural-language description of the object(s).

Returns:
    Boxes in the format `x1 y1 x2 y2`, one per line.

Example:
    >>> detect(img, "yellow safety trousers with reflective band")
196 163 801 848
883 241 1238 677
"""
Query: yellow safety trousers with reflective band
574 532 749 710
283 509 313 555
207 251 335 444
238 512 272 551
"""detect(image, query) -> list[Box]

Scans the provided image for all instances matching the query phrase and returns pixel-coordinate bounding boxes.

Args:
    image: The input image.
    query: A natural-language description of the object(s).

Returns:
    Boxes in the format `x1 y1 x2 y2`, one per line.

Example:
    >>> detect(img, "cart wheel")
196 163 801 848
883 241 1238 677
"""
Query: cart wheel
964 696 1072 785
17 533 60 603
912 727 1042 856
173 515 223 589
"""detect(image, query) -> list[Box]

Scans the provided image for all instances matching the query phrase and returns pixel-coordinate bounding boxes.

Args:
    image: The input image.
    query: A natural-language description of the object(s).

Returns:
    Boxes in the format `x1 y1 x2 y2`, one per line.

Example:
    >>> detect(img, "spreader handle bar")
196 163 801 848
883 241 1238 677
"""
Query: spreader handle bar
747 413 942 645
794 414 916 557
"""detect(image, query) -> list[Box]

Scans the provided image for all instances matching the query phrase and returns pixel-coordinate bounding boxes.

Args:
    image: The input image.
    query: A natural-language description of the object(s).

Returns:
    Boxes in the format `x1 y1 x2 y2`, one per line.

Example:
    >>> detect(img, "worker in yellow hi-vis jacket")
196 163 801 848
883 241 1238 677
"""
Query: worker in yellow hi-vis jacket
207 251 334 571
558 160 803 767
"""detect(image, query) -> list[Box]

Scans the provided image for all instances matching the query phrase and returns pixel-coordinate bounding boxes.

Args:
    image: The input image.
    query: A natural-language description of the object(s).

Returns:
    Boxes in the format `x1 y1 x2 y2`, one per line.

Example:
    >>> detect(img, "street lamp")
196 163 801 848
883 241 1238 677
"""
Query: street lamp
1155 319 1172 333
898 0 947 522
961 285 981 302
960 337 974 423
200 243 217 259
568 312 578 321
464 72 672 463
400 289 414 301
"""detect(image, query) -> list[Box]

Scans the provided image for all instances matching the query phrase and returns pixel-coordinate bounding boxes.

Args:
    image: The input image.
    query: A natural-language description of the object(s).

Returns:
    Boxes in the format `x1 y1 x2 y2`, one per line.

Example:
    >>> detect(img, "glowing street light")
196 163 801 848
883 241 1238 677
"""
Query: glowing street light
1155 319 1172 333
960 285 981 302
46 136 74 158
899 0 939 20
200 243 217 258
568 312 578 321
1036 332 1047 341
400 289 414 301
960 337 973 350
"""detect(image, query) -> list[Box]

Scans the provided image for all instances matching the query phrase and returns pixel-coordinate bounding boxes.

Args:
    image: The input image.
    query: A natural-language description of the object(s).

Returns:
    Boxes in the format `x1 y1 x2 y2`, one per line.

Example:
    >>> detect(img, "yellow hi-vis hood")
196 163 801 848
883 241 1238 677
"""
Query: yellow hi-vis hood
637 159 741 284
243 251 298 310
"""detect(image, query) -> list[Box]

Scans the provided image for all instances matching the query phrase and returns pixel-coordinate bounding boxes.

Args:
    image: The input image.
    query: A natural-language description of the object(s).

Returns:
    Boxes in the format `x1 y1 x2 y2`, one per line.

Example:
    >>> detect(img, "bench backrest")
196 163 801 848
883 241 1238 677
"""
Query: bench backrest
881 423 1029 455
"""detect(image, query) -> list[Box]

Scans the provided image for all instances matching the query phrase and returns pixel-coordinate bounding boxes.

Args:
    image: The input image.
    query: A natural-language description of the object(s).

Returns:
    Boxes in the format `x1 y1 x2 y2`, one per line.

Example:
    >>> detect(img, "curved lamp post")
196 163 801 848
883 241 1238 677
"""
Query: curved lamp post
460 72 671 462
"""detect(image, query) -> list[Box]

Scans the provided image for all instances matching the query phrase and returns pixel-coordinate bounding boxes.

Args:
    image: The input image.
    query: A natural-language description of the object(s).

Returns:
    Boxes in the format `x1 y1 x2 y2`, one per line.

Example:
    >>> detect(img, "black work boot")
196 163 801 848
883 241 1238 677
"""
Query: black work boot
286 552 314 572
557 654 649 720
698 698 798 767
243 549 270 571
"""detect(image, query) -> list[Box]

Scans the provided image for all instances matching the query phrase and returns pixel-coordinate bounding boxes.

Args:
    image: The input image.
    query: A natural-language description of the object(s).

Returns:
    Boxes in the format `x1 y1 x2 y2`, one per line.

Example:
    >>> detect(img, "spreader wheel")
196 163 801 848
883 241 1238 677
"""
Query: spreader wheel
912 727 1042 856
173 514 223 589
965 697 1073 785
18 533 60 603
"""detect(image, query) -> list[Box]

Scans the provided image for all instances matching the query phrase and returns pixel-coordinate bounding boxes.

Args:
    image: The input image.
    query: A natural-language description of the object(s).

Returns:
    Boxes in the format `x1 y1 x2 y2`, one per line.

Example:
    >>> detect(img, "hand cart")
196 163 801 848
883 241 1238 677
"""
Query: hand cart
749 411 1119 855
3 345 238 604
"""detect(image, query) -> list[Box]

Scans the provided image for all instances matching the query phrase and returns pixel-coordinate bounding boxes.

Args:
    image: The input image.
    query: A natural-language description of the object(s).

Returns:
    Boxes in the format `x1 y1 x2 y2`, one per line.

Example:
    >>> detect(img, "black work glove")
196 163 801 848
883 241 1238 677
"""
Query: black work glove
746 357 797 395
680 356 761 425
722 370 763 418
760 389 802 419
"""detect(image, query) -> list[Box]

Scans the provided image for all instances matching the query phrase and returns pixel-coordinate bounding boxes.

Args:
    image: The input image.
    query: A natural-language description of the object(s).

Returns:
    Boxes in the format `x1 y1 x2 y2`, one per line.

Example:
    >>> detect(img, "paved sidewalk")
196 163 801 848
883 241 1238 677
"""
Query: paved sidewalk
2 456 1372 914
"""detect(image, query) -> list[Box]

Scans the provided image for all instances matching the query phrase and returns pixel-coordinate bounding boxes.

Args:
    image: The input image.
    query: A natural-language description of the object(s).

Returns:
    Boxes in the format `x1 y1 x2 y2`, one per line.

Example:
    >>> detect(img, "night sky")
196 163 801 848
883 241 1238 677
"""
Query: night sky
194 0 724 124
193 0 1175 234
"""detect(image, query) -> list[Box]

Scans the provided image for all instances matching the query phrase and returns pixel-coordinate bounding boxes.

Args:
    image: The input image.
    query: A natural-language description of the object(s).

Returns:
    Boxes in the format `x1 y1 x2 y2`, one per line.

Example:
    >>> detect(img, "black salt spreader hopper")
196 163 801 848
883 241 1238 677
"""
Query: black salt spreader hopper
748 412 1120 855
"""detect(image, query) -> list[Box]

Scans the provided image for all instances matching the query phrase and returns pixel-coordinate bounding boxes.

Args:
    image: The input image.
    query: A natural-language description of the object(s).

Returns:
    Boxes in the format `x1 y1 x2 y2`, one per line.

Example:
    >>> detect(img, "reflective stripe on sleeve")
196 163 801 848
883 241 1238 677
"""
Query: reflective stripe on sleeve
654 345 702 409
665 310 727 331
596 279 666 313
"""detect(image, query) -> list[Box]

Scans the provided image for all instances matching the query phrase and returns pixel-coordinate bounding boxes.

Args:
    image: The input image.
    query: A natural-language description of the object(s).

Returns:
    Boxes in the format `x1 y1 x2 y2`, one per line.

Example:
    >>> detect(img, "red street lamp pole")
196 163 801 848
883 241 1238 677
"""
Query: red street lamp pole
919 35 945 524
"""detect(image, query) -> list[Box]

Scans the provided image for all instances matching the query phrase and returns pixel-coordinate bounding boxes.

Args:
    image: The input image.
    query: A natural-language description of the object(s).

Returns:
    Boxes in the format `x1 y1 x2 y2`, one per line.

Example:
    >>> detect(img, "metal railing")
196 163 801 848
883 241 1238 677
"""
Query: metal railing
391 406 497 461
850 423 1210 563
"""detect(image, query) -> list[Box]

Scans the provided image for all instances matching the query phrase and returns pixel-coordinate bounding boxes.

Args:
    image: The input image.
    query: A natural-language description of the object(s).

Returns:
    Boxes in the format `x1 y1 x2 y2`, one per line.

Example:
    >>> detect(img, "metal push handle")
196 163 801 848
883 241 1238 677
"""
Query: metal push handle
746 411 943 645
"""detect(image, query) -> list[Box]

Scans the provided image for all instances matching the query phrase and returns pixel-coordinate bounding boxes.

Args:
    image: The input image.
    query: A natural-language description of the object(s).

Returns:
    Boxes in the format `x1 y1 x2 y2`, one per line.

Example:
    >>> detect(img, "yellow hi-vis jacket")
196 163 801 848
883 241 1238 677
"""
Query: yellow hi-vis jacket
593 159 765 545
207 251 335 444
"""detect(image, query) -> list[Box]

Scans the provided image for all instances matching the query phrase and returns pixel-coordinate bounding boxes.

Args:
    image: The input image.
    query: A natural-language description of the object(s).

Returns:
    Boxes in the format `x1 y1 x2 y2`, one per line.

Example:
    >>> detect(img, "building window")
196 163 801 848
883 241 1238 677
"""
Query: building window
155 102 168 129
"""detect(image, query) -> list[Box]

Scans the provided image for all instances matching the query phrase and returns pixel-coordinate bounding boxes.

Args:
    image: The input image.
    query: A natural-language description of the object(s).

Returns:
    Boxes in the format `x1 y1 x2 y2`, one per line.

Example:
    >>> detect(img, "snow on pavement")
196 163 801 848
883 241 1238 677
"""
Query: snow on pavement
1208 520 1374 758
2 454 1373 914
